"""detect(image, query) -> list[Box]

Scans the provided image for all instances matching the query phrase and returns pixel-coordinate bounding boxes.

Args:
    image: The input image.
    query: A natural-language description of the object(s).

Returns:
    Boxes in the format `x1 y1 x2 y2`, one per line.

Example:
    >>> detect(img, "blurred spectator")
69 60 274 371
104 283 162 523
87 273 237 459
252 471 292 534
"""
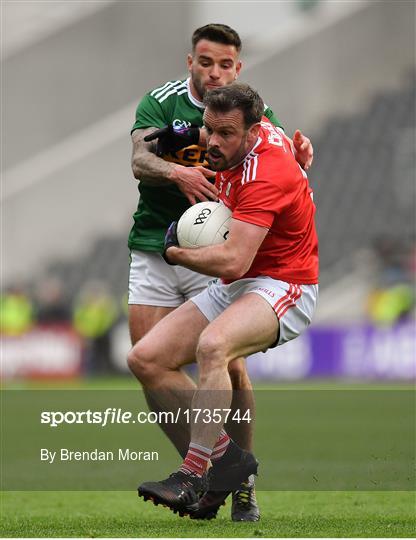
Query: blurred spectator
367 238 415 325
72 280 118 374
34 275 71 324
0 285 34 336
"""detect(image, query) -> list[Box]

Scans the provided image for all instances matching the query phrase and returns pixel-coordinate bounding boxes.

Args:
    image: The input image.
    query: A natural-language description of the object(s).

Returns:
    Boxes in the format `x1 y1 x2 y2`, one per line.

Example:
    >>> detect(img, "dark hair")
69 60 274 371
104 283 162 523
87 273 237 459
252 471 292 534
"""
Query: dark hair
203 83 264 129
192 24 242 52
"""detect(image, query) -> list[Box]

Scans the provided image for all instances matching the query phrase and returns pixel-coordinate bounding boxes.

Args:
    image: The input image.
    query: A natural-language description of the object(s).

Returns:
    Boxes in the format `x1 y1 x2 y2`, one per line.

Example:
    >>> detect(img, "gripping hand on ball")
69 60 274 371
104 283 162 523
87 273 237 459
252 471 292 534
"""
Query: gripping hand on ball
144 125 200 157
163 221 179 265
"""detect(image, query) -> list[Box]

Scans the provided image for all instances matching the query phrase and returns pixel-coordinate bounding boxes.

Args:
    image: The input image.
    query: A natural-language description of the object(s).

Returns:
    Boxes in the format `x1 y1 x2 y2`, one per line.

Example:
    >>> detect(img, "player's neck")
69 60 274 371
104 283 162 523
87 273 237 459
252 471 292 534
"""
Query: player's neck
188 78 204 105
231 137 261 169
246 137 260 155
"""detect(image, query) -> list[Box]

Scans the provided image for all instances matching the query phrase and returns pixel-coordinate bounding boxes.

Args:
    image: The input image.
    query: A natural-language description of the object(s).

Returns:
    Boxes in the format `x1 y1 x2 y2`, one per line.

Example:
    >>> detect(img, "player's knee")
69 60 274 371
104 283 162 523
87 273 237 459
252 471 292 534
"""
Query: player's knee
127 342 159 384
196 331 228 372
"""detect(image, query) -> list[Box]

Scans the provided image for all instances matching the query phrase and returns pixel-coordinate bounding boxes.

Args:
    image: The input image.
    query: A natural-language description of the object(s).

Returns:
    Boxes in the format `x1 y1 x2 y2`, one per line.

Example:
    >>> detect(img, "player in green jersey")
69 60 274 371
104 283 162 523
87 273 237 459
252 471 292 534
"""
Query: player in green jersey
128 80 281 253
127 23 313 522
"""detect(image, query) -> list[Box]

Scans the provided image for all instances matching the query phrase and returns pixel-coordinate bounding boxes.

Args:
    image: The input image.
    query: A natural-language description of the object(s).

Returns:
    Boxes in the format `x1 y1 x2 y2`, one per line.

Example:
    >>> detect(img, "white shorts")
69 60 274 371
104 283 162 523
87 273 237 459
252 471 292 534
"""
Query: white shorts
190 277 318 347
128 250 211 307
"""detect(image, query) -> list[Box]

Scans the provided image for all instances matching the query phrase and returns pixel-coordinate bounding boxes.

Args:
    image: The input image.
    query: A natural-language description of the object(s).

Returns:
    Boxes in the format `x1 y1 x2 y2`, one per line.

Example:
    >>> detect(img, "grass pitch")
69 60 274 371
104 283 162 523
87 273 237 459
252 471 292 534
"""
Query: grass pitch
1 490 415 537
1 377 415 537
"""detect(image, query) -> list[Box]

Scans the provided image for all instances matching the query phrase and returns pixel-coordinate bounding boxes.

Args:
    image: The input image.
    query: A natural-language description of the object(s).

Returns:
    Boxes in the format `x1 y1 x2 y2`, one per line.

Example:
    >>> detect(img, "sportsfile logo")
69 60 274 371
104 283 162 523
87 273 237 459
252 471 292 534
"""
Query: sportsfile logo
40 407 251 427
193 208 211 225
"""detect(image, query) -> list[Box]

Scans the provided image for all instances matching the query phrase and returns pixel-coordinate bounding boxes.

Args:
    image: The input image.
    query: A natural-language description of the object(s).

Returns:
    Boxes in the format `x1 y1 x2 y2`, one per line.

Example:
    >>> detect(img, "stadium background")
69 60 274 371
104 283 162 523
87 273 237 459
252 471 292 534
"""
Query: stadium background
1 2 415 537
2 0 415 382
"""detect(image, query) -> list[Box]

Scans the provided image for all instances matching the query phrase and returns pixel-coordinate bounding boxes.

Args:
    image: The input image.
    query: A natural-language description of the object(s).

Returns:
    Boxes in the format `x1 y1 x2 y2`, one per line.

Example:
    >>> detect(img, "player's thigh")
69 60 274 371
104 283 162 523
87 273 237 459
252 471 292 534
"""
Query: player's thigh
201 292 279 362
132 299 210 371
128 304 176 345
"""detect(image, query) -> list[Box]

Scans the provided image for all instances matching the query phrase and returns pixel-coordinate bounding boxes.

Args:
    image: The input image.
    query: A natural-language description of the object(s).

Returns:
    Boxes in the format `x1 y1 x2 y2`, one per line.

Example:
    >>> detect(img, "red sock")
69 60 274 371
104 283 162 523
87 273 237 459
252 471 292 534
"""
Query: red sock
179 443 211 477
210 429 231 462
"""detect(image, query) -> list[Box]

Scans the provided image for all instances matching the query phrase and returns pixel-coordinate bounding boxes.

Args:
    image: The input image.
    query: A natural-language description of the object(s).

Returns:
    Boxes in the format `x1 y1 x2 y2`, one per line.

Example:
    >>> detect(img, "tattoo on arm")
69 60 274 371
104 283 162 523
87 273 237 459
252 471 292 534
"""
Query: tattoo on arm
131 128 175 185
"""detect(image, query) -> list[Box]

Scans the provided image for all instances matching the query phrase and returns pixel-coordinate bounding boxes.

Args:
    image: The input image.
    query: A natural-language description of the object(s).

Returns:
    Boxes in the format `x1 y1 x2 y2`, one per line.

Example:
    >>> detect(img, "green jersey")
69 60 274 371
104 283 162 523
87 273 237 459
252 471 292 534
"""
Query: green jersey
128 78 282 252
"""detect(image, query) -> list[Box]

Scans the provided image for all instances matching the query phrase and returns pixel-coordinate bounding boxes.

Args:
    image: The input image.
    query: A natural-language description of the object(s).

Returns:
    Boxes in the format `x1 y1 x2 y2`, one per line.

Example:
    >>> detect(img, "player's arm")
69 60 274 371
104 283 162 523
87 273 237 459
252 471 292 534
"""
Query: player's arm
131 127 175 185
142 123 313 170
131 128 218 204
165 218 268 280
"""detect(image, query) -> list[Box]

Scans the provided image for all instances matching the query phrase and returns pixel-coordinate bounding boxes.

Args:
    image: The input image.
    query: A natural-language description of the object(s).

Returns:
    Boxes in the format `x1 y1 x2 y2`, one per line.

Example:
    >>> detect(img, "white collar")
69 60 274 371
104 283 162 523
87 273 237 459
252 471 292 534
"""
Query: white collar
186 78 205 109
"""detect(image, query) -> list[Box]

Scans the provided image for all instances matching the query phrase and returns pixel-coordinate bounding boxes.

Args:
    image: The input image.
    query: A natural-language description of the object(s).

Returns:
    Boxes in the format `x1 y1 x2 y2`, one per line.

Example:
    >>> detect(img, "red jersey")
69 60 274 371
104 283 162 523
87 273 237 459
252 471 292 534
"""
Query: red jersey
217 117 319 284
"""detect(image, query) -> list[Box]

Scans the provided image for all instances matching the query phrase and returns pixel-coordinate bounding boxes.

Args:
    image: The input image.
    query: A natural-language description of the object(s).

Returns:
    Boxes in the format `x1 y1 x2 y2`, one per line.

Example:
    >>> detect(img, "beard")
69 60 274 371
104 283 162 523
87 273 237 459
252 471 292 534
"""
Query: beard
207 154 225 171
207 138 248 171
191 72 206 101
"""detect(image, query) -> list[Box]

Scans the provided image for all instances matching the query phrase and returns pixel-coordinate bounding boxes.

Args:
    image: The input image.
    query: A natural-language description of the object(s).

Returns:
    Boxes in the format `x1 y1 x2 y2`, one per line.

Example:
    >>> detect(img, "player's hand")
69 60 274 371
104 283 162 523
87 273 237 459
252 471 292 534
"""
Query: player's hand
144 125 200 157
292 129 314 171
163 221 179 265
169 165 218 205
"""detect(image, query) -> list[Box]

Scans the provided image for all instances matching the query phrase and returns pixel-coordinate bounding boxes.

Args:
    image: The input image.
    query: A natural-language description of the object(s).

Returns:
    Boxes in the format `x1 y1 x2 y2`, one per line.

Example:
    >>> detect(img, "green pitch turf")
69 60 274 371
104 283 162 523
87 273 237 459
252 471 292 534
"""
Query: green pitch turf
1 377 415 537
1 490 415 537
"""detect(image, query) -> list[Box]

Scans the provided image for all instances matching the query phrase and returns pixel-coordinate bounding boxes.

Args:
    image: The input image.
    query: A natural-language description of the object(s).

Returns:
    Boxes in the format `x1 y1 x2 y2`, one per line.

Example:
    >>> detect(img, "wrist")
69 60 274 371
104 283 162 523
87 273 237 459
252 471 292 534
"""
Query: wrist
167 164 184 184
